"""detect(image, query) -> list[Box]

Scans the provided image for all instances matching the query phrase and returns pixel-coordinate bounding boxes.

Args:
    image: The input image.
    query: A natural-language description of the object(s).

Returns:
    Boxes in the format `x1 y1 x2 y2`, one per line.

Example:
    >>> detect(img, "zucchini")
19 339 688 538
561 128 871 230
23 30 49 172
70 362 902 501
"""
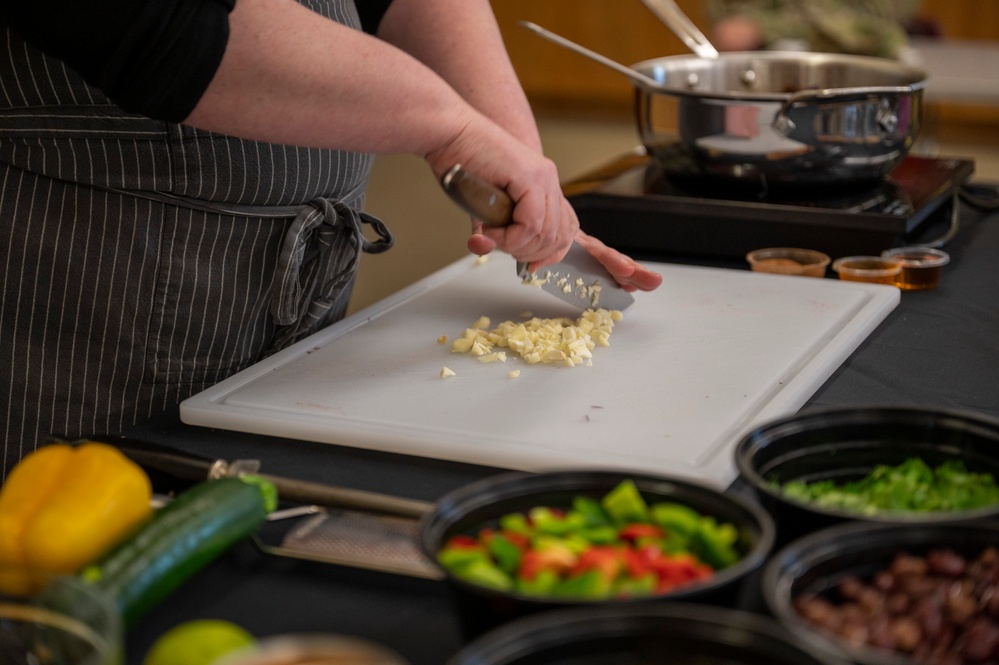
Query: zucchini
82 476 276 626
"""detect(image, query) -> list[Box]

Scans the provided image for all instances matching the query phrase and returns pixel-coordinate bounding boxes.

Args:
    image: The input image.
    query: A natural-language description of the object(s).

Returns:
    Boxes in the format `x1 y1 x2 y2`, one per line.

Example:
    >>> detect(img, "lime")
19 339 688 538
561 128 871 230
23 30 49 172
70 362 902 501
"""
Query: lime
144 619 256 665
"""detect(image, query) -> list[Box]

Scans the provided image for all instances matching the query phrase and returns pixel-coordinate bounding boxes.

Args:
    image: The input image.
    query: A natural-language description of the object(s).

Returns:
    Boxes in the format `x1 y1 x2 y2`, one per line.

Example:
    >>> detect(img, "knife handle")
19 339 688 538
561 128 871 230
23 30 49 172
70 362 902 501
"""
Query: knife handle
440 165 513 228
88 434 218 494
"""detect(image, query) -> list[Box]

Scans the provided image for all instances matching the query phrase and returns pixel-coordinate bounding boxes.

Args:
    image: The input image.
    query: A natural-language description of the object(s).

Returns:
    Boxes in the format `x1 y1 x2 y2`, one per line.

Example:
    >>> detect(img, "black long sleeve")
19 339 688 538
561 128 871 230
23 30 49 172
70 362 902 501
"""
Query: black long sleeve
356 0 394 34
0 0 235 123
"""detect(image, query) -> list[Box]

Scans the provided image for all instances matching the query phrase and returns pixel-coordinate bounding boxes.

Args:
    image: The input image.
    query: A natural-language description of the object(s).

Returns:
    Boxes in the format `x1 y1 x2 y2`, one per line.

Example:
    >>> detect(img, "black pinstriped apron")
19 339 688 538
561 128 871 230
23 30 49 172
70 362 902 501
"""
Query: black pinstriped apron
0 0 394 476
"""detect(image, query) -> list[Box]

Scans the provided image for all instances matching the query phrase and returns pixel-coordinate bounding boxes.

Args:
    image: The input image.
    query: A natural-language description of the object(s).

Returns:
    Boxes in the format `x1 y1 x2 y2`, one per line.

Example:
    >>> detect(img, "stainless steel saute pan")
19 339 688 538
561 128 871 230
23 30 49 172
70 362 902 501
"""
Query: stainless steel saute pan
524 20 928 185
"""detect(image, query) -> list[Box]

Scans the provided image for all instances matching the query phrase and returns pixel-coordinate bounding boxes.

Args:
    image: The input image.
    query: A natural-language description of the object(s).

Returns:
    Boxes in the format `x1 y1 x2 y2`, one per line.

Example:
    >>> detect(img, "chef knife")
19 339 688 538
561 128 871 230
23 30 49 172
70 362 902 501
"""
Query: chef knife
440 164 635 311
88 435 431 519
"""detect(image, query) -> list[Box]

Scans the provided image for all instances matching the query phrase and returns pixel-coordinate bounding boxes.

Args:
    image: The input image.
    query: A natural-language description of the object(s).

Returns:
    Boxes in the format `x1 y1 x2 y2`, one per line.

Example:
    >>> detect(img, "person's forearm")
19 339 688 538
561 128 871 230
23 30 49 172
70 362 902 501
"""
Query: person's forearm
184 0 475 160
375 0 542 153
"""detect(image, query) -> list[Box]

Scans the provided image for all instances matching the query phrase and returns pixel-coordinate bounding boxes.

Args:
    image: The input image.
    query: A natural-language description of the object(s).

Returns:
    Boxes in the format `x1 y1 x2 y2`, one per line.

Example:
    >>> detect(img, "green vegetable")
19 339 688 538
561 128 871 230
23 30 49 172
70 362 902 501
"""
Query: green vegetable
690 518 740 568
601 479 649 524
651 502 702 536
436 480 742 601
571 496 611 526
515 568 558 596
499 512 531 535
83 476 276 626
613 573 657 597
438 546 489 570
454 559 513 592
487 534 522 573
553 569 612 599
777 458 999 515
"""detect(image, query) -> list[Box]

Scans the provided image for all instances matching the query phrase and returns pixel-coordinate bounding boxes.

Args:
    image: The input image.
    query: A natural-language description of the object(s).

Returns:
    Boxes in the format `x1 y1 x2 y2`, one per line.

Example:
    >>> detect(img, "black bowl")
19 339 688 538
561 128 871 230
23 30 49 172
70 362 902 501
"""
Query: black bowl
447 603 851 665
762 520 999 665
734 406 999 544
418 470 775 638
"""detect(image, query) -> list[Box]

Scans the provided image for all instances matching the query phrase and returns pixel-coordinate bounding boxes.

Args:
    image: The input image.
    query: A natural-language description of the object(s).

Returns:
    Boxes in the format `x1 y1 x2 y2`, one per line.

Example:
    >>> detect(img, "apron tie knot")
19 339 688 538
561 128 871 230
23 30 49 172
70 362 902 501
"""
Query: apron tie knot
270 197 393 347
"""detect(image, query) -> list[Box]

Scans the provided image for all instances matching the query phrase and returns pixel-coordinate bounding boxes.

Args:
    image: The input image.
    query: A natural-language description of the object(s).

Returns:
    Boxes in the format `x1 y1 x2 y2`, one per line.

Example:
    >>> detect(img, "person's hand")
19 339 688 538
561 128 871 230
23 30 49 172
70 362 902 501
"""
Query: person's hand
571 230 662 292
425 113 579 267
468 225 662 293
712 15 764 51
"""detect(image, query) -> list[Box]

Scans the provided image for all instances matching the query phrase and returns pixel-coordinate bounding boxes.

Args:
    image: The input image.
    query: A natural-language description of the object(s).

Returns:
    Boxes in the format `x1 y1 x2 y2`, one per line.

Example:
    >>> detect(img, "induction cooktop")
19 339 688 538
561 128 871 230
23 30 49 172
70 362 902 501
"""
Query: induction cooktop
567 151 975 261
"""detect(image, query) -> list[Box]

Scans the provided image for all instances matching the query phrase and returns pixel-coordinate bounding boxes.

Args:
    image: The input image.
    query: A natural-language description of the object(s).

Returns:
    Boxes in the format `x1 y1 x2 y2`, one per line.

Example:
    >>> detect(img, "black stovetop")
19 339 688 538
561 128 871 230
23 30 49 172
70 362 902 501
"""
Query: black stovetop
566 152 975 262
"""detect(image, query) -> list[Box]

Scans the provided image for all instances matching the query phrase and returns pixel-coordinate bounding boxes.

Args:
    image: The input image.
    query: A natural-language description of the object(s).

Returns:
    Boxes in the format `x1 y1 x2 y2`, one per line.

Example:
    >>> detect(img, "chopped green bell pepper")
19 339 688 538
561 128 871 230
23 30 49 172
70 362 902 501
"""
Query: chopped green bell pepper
601 480 649 524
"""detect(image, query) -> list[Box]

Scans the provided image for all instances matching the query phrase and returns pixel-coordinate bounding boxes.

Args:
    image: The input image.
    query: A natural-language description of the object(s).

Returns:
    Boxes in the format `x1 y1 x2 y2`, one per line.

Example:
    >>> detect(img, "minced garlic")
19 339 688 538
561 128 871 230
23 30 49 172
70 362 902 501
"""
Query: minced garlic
450 308 622 368
521 269 606 308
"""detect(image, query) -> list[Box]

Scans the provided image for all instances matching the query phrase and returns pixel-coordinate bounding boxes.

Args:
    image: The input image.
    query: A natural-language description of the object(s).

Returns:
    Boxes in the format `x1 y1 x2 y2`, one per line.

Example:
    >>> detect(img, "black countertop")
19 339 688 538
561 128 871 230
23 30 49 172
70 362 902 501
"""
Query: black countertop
120 170 999 665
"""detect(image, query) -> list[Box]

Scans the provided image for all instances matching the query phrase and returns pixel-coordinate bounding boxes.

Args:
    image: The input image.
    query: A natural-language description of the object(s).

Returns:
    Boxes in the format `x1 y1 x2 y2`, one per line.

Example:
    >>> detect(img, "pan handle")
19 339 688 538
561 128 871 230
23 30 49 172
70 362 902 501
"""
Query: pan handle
772 85 919 136
519 21 665 90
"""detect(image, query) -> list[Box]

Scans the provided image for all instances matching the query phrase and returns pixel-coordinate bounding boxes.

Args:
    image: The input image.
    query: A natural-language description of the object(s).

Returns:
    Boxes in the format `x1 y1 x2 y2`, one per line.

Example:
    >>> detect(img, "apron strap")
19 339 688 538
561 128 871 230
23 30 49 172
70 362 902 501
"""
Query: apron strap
110 186 395 349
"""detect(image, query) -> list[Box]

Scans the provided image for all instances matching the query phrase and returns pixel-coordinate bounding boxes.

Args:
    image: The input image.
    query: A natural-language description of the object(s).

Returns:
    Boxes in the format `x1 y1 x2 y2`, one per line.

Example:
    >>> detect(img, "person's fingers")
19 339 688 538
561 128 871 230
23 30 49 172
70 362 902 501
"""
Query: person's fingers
467 222 497 255
479 185 569 264
574 231 663 292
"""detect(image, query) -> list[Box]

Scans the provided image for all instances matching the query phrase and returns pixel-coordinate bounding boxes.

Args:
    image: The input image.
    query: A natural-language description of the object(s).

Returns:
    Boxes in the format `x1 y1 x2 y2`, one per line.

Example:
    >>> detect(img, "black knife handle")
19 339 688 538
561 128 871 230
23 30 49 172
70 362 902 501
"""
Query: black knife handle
86 434 217 495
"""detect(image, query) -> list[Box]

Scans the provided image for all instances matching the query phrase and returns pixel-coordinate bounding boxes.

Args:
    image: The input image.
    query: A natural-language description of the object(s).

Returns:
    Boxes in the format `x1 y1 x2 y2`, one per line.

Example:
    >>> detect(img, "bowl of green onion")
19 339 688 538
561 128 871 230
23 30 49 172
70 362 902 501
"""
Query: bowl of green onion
734 406 999 545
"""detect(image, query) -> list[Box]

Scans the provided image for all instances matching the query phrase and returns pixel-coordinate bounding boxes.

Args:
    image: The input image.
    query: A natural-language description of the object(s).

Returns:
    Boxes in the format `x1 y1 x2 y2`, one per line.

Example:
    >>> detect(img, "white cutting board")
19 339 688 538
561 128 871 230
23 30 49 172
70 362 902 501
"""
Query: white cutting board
181 255 898 489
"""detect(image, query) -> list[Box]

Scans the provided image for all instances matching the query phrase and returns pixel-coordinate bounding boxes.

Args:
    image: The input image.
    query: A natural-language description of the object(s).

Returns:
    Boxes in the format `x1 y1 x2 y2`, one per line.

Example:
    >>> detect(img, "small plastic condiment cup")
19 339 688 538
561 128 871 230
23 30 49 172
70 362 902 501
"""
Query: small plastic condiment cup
880 246 950 291
831 256 902 285
745 248 831 278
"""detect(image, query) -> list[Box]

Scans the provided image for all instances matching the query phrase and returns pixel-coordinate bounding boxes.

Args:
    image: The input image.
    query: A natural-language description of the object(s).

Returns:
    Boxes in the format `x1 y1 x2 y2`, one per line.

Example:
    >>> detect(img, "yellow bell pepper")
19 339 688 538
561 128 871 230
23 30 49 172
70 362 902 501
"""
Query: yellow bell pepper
0 441 152 590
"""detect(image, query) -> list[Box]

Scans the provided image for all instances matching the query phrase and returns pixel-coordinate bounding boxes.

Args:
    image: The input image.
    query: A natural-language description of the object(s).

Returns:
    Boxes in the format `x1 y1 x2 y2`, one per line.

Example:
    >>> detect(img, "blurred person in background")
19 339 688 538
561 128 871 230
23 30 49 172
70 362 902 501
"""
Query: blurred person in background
0 0 663 478
707 0 927 59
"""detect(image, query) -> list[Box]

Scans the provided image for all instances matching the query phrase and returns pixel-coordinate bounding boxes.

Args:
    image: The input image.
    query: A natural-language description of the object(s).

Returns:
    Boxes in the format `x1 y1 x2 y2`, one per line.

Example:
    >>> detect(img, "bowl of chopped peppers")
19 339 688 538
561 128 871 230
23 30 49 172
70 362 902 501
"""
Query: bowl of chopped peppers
418 470 775 637
734 406 999 545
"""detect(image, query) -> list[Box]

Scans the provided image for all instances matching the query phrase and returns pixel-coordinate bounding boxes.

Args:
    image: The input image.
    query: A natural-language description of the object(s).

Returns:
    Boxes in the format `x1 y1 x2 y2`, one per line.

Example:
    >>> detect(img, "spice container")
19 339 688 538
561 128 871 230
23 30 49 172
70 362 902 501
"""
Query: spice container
830 256 901 285
746 248 830 278
880 246 949 290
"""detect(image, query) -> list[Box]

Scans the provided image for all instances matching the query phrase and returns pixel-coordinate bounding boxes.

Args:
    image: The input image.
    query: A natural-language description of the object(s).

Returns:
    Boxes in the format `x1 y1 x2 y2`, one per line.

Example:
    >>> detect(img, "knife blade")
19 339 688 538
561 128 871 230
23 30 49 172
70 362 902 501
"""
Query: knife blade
89 435 431 519
440 164 635 311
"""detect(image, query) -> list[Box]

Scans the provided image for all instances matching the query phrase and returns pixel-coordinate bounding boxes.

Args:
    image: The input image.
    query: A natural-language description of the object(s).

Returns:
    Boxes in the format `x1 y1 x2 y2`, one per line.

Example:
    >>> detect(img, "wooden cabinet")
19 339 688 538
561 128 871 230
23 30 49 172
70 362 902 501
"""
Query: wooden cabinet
921 0 999 40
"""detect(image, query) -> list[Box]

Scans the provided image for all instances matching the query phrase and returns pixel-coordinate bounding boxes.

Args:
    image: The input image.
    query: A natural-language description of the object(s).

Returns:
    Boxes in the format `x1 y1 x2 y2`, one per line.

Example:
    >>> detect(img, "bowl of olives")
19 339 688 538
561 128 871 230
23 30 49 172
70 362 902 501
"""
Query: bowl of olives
763 520 999 665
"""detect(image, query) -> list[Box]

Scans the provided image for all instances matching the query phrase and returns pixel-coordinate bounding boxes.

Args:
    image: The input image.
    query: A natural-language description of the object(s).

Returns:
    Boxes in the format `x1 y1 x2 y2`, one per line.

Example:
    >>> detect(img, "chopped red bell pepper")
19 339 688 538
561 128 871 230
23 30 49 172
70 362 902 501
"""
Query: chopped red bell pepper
618 523 666 542
570 545 622 580
502 529 530 550
518 545 577 580
445 534 484 550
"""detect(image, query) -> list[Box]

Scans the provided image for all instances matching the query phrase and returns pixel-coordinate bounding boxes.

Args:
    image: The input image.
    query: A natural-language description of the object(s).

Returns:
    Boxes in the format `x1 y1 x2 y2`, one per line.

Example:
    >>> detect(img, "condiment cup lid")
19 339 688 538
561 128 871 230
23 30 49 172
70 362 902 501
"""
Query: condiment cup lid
881 246 950 268
831 256 902 277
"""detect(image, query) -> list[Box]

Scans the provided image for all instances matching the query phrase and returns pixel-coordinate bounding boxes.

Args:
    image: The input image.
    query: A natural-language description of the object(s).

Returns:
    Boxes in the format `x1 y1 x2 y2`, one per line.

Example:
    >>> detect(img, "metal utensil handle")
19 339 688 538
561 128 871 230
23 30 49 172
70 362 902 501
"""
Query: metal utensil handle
102 435 433 519
519 21 666 90
259 474 432 519
640 0 719 59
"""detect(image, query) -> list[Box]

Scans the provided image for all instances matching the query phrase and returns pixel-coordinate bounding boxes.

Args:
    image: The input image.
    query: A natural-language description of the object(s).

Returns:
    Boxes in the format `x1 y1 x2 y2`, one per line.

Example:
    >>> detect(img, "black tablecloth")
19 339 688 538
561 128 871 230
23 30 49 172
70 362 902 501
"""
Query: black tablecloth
121 198 999 665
